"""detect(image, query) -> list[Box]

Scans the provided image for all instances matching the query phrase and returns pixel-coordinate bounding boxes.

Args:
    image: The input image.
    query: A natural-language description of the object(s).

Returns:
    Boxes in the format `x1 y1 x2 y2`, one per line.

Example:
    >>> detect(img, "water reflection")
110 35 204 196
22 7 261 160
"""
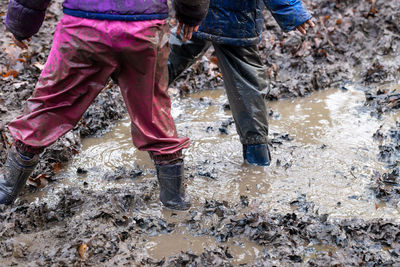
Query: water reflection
51 87 400 221
26 85 400 262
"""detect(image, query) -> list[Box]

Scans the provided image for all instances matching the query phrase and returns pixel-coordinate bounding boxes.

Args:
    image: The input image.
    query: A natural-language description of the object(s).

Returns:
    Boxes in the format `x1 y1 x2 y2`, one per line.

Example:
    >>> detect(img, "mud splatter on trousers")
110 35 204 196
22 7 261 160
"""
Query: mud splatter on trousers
7 15 189 161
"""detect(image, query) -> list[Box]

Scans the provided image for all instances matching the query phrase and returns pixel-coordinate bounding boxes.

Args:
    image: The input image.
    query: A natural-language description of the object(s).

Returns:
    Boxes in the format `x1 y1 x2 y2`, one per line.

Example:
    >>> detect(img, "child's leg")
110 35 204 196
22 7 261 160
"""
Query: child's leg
1 15 118 204
168 27 212 85
8 15 118 155
213 44 269 145
114 20 190 210
115 20 190 164
213 44 271 166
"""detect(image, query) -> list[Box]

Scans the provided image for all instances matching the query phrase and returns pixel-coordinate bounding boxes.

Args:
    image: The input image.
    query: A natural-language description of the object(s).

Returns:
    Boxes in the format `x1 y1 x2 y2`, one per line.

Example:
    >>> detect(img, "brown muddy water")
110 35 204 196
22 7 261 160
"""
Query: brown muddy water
22 85 400 262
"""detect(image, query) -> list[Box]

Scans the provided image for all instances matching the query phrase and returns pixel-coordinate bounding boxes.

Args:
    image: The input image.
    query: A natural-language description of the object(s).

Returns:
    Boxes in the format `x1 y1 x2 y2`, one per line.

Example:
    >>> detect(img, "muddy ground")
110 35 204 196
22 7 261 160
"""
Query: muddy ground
0 0 400 265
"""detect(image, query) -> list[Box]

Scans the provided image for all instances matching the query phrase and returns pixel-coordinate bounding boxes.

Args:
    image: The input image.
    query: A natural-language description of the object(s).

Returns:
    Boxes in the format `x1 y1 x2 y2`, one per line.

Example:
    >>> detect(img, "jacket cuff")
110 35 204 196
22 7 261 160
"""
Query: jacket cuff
5 0 47 40
266 0 312 32
174 0 210 26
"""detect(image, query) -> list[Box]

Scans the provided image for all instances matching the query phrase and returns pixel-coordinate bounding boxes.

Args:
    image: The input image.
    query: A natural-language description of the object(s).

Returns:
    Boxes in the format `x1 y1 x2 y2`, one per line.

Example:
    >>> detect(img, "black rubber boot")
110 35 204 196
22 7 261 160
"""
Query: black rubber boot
243 144 271 166
156 161 191 211
0 146 39 205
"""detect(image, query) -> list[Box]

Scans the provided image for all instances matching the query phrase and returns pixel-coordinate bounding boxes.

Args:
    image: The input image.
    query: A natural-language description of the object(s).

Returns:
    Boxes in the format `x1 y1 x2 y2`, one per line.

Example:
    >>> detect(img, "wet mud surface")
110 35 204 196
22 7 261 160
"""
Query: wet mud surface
1 0 400 265
366 85 400 208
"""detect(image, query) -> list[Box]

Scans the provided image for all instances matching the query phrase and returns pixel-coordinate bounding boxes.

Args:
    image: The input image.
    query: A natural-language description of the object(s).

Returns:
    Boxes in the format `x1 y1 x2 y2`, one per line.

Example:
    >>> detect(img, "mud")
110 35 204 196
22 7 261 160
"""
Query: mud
366 84 400 208
1 87 397 265
1 187 399 265
1 0 400 265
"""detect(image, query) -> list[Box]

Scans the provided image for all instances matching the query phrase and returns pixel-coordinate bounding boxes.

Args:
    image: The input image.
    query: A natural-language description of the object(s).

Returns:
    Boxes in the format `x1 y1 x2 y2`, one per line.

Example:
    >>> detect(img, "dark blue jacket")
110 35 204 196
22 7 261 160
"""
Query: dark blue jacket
193 0 312 46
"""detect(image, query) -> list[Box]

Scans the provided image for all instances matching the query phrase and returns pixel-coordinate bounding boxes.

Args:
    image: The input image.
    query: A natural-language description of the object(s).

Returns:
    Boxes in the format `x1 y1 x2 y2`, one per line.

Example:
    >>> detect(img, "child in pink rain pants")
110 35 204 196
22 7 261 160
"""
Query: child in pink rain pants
0 0 210 210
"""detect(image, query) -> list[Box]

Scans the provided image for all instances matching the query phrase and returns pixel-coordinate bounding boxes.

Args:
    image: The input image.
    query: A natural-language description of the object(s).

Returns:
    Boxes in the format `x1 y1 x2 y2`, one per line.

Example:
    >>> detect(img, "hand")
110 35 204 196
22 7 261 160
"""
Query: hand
11 34 29 49
296 19 315 35
176 21 200 42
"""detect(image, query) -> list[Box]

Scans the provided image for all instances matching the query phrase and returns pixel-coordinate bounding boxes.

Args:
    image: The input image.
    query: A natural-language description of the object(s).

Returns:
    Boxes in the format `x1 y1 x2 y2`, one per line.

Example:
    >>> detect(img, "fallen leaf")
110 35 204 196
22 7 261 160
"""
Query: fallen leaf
314 37 322 48
71 147 80 155
52 162 62 173
181 84 189 92
78 243 89 260
32 62 45 71
272 63 278 72
266 69 272 79
45 14 56 20
38 177 49 189
2 70 18 78
1 133 11 147
28 173 48 188
296 41 311 57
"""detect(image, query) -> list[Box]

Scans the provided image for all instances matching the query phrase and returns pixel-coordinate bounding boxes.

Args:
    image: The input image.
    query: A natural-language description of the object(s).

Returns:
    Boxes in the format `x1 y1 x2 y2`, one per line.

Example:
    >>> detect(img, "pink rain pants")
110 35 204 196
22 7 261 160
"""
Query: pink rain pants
8 15 189 162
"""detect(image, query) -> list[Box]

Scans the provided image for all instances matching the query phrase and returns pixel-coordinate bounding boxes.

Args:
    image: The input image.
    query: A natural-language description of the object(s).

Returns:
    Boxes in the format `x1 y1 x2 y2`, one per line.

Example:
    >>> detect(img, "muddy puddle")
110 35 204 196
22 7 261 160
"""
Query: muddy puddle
58 86 400 217
144 232 263 265
21 85 399 262
1 0 400 264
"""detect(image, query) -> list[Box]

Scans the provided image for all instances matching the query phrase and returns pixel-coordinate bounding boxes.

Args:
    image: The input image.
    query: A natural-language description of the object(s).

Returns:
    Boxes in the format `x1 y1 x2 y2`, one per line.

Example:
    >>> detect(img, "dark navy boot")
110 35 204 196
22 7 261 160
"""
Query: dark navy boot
0 146 39 205
243 144 271 166
156 161 191 211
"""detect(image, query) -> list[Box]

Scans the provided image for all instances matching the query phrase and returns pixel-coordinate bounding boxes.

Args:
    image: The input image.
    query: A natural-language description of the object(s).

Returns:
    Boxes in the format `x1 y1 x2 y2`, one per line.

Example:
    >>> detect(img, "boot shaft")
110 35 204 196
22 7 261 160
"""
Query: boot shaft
0 146 39 204
156 161 190 210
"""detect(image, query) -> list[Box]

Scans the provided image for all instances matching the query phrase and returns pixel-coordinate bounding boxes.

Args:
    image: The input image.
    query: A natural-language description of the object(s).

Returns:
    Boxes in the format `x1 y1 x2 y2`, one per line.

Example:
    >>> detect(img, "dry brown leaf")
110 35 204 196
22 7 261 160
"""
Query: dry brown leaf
272 63 278 72
71 147 80 155
181 84 189 92
52 162 62 173
78 243 89 260
266 69 272 79
1 132 11 147
28 173 48 188
314 37 323 48
296 41 311 57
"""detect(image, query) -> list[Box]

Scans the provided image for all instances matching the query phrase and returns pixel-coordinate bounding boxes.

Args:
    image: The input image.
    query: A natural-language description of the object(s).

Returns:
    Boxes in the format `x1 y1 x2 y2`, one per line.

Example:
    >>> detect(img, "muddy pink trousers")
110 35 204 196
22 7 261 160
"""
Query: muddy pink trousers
8 15 189 162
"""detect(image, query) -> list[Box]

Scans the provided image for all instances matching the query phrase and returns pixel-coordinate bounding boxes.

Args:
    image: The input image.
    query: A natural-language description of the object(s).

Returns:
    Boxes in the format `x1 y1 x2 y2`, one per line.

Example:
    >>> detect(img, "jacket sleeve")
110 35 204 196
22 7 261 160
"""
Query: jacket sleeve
264 0 312 32
174 0 210 26
5 0 52 41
